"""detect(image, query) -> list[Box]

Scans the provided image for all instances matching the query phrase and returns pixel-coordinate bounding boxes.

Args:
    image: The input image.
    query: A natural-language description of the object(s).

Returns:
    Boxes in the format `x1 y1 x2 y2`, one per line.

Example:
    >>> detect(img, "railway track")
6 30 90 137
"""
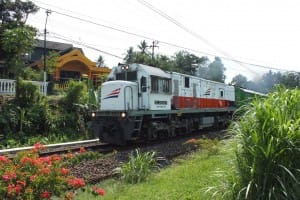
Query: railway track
0 139 114 158
0 127 227 159
0 129 228 184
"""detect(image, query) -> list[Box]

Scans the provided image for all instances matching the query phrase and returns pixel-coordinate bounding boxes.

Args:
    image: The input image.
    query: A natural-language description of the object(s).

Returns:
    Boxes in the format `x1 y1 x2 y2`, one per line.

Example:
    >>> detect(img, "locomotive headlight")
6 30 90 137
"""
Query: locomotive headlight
120 112 127 118
121 65 129 70
91 112 96 117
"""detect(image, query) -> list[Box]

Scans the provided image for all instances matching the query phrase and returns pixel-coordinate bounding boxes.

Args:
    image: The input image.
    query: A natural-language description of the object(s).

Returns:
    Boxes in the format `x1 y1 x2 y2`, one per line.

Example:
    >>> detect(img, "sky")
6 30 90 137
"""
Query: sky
26 0 300 82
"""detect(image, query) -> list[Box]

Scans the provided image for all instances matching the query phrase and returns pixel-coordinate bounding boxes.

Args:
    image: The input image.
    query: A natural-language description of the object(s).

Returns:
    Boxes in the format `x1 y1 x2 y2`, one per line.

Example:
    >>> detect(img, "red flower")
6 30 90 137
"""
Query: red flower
31 158 42 166
68 178 85 189
30 175 37 182
60 168 70 176
41 167 51 175
51 154 61 162
92 187 106 196
7 184 15 194
79 147 86 153
2 171 17 182
2 174 10 182
15 184 22 194
9 172 16 179
39 156 52 165
17 180 26 187
20 156 32 164
33 142 45 152
0 155 10 163
40 191 51 199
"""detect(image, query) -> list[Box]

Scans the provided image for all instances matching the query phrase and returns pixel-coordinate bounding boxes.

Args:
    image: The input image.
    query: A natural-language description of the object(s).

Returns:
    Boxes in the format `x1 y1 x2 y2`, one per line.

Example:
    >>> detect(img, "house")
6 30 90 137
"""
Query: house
0 39 111 97
30 39 111 88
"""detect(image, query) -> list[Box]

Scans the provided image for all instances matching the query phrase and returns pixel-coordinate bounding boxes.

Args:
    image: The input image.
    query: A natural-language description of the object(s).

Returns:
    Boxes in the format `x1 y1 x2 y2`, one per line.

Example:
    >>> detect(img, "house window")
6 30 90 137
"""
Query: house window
60 70 80 80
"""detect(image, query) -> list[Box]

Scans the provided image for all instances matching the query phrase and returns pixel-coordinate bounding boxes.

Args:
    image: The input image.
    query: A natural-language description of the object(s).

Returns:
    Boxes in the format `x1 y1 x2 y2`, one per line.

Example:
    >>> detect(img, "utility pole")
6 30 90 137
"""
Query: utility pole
148 40 159 66
43 9 51 82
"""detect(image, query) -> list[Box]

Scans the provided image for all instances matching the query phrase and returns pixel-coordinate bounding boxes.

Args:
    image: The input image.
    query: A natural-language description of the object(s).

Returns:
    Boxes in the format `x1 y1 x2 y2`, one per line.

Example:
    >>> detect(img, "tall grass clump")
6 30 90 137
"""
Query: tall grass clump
231 86 300 200
119 149 157 184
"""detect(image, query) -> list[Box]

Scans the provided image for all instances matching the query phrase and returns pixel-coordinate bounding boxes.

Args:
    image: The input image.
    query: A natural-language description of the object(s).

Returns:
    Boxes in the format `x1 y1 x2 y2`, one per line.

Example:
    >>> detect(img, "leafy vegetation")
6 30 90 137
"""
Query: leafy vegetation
65 150 104 167
118 149 157 184
0 0 38 78
230 86 300 200
0 79 94 148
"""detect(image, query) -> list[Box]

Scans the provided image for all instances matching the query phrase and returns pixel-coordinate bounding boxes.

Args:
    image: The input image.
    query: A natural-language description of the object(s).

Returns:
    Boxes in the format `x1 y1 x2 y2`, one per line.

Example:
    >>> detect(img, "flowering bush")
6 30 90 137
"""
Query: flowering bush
0 143 105 199
91 186 106 196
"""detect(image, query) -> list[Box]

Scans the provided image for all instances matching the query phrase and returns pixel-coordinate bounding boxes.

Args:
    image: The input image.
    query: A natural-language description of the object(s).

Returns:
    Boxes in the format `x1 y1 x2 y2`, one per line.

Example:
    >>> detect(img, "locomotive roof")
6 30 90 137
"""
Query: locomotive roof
134 63 171 79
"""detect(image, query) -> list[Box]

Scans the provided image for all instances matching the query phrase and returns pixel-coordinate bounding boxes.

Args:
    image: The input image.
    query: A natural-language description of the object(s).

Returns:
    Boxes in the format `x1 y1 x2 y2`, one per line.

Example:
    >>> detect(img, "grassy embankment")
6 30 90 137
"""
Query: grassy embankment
75 139 235 200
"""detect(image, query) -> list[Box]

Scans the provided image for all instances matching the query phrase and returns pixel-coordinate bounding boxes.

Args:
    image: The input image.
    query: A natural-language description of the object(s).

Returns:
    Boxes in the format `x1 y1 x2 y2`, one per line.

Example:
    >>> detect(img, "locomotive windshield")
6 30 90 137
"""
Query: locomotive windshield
116 71 137 81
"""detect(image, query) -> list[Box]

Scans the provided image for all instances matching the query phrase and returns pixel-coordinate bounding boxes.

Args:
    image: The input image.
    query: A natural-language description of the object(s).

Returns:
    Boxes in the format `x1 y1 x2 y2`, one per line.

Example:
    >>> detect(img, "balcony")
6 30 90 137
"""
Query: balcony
0 79 49 96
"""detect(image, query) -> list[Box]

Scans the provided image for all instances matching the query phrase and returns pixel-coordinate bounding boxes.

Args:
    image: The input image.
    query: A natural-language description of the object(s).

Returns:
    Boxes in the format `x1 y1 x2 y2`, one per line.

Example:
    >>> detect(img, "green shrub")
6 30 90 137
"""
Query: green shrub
15 78 42 108
0 79 48 136
64 80 88 111
231 86 300 200
119 149 157 184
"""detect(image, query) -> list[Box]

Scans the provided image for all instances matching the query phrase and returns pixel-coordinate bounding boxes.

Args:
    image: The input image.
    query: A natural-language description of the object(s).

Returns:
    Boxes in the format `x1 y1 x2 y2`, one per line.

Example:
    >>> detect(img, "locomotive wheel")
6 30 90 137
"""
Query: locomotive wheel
147 126 158 141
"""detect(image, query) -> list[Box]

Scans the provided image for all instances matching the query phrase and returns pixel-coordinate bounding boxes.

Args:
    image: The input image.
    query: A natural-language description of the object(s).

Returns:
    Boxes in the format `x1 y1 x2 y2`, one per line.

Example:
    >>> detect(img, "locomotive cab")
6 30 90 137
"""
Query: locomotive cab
104 63 172 111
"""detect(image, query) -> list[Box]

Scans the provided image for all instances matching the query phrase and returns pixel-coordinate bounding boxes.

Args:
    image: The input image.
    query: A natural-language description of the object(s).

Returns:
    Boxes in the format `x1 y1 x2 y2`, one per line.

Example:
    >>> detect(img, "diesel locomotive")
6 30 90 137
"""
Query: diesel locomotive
91 63 236 145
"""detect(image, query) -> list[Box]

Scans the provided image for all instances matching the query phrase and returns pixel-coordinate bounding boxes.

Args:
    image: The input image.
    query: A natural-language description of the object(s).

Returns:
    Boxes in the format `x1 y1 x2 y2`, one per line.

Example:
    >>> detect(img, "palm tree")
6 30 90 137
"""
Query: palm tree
138 40 148 54
124 47 135 64
96 55 105 67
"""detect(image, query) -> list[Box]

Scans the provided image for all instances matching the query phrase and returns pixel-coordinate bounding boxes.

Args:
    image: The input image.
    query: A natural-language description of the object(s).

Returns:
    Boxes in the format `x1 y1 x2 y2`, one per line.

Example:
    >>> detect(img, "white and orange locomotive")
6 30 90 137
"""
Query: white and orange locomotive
91 63 235 145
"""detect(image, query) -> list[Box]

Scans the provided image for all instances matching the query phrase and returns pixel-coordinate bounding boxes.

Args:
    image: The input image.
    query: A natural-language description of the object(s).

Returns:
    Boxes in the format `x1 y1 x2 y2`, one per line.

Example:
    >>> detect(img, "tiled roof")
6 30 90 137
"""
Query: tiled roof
34 39 73 51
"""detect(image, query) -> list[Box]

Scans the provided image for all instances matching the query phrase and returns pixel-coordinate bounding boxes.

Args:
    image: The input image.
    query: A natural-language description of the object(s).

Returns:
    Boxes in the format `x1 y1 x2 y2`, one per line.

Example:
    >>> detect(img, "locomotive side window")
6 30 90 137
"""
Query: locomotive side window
151 76 171 94
141 76 147 92
219 89 224 98
184 77 190 88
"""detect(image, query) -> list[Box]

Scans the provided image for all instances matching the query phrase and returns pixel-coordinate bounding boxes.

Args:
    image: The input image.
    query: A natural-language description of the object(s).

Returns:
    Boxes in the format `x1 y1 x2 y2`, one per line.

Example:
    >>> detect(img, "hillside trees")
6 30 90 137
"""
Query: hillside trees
123 41 225 82
0 0 38 78
231 71 300 93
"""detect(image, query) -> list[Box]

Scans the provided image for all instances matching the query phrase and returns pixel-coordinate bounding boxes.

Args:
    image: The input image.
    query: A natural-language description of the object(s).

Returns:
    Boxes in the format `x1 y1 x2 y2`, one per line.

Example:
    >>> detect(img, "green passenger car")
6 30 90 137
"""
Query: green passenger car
235 87 266 107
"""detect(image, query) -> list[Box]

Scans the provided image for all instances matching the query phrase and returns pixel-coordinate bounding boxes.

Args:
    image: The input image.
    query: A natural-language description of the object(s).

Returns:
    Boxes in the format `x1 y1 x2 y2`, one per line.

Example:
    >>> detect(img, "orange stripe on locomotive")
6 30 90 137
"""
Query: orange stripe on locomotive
172 96 230 109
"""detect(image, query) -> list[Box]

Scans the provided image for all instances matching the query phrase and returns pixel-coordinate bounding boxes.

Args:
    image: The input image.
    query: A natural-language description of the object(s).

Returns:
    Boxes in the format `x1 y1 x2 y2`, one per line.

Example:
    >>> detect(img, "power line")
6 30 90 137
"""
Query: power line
33 4 298 73
47 32 124 59
137 0 259 75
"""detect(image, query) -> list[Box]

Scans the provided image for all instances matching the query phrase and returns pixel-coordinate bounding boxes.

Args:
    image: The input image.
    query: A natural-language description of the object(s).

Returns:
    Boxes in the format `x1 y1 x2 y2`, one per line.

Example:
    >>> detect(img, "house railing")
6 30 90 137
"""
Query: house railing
0 79 49 96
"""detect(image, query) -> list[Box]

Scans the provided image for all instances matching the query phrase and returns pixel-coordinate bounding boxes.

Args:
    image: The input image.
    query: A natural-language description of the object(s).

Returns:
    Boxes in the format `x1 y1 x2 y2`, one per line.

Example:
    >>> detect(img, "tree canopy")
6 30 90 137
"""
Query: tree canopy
123 41 225 82
0 0 38 77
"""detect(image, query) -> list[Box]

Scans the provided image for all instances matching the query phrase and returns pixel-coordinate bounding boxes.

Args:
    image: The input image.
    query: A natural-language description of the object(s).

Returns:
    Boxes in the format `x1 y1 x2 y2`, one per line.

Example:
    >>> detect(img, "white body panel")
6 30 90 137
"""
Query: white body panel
171 72 235 101
100 81 138 111
148 93 171 110
100 64 234 112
